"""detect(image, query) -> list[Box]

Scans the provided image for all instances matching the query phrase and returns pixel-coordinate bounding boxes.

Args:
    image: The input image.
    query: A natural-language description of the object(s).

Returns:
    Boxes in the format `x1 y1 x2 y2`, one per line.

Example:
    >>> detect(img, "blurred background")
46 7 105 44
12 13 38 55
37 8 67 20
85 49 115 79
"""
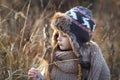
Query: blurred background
0 0 120 80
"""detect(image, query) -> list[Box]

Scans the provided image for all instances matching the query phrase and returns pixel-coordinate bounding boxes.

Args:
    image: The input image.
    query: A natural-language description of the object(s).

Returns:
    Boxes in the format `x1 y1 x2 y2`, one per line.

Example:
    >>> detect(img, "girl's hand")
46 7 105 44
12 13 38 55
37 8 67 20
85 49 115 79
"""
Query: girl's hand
28 67 39 80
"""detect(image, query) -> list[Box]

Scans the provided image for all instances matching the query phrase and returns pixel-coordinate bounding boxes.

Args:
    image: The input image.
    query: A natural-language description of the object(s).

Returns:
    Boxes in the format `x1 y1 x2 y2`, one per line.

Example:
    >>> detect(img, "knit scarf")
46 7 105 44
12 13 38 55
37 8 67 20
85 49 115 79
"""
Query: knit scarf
50 50 81 80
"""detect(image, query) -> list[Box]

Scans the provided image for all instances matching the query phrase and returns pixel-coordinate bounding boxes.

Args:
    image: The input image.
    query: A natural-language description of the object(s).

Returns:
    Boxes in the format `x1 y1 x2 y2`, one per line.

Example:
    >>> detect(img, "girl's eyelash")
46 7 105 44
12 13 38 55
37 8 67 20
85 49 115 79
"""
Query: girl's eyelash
63 34 67 37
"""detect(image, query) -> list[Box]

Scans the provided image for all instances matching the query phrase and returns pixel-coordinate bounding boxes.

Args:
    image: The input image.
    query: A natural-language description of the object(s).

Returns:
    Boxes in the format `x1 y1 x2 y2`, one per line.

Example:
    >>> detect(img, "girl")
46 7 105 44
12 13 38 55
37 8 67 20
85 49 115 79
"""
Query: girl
28 6 110 80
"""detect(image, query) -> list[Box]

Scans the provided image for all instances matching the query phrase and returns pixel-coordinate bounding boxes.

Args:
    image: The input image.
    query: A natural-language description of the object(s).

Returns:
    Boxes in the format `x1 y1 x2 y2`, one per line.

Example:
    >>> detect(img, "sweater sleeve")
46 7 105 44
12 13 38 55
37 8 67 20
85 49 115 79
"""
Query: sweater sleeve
88 42 103 80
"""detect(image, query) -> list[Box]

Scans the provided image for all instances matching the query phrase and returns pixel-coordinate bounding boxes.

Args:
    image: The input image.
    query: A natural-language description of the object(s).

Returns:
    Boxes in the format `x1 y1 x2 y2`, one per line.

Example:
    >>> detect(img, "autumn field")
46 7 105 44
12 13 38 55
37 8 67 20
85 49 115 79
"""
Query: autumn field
0 0 120 80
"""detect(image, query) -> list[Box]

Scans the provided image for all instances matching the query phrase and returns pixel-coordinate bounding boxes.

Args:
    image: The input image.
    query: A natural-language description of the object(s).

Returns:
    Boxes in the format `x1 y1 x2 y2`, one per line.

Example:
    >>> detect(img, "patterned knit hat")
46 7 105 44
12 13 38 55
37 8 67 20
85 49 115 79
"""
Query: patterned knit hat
51 6 96 57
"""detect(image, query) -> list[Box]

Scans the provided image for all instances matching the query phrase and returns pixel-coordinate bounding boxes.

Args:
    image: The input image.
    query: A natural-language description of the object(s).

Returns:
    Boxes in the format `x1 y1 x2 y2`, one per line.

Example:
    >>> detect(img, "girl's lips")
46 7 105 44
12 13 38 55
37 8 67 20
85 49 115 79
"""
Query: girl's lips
58 43 62 46
59 44 62 46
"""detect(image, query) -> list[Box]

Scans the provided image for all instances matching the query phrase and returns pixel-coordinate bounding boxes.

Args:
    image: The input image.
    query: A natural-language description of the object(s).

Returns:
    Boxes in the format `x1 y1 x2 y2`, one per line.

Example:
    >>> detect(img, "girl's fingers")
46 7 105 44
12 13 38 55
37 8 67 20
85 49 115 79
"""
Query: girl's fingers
28 68 39 78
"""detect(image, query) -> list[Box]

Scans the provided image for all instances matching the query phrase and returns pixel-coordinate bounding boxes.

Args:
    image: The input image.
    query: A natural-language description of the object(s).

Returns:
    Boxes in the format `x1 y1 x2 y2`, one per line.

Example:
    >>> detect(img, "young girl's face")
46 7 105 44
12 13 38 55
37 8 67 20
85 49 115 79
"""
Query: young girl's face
57 31 72 50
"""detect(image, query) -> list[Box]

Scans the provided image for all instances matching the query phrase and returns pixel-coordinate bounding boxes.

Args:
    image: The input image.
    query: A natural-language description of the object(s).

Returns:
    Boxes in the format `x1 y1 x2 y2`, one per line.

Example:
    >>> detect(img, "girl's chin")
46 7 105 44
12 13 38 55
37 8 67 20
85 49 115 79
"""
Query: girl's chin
59 47 65 50
59 47 66 50
59 47 72 51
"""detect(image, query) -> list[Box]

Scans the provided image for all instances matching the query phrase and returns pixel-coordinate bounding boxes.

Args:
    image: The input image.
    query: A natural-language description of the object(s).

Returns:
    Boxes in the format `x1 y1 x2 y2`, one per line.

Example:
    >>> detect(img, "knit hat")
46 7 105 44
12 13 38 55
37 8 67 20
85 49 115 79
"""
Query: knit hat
51 6 96 57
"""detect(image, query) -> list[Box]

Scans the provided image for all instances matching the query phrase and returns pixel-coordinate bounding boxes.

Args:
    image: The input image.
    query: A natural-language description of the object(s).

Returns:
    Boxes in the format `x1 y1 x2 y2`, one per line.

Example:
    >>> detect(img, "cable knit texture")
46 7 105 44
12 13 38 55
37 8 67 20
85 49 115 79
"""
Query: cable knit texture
79 41 110 80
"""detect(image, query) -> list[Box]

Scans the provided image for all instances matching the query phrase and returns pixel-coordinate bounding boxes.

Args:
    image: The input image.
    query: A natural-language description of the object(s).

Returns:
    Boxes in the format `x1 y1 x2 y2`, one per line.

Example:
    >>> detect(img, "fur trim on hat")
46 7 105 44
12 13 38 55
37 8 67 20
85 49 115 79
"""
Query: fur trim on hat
51 12 80 57
51 12 71 33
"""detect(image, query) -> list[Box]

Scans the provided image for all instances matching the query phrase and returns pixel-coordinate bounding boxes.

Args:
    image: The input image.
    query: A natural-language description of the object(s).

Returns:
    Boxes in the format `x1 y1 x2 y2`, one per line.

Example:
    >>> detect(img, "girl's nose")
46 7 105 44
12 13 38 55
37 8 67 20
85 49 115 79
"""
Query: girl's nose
57 36 61 41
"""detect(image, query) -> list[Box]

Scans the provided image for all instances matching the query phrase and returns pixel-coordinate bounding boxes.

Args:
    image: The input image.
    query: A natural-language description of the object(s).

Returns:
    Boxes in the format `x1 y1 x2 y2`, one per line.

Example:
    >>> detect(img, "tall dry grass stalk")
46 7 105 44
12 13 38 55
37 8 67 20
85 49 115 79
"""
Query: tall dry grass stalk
0 0 50 79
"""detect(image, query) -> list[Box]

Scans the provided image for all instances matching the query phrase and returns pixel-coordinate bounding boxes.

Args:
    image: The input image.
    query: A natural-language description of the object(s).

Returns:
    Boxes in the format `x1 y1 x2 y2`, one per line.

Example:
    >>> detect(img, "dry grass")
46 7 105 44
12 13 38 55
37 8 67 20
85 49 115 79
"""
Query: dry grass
0 0 48 79
0 0 120 80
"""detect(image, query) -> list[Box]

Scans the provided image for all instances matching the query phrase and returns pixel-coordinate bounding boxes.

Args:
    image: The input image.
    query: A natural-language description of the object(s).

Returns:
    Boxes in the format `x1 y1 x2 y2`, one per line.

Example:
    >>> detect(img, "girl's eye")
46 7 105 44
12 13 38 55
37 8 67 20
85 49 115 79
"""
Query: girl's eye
62 34 67 37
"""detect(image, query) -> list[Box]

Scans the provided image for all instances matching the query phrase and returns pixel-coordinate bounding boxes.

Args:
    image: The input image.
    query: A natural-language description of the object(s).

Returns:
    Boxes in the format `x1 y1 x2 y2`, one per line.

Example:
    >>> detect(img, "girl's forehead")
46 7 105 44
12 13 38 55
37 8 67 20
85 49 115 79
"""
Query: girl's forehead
57 31 69 37
57 31 66 35
57 31 63 34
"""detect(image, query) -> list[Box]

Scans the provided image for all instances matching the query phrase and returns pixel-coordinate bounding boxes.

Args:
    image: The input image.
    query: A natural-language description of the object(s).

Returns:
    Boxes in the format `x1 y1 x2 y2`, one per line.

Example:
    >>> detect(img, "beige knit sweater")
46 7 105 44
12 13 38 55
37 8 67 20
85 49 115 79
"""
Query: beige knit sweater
80 41 110 80
36 41 110 80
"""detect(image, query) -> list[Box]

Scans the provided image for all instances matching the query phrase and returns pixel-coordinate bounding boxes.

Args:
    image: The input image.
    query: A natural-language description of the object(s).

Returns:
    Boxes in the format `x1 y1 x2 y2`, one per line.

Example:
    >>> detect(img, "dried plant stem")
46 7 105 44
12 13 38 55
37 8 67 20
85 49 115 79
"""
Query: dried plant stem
20 0 31 49
7 69 24 80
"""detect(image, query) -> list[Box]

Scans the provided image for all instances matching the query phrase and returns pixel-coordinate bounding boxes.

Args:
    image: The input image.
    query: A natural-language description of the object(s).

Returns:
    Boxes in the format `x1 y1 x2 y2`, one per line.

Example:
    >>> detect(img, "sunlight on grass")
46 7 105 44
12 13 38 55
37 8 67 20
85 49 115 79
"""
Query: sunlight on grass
0 0 48 79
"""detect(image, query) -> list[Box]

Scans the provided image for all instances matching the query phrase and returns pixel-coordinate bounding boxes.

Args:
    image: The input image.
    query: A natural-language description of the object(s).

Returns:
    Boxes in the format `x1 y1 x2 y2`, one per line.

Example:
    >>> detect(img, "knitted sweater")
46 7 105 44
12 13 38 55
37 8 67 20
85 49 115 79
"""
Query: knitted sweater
80 41 110 80
36 41 110 80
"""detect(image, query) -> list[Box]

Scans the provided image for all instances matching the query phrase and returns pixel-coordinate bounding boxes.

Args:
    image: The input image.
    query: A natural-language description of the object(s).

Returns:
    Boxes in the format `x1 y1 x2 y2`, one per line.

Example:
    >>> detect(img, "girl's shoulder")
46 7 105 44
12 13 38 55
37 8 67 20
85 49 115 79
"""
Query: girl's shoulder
88 41 100 48
80 41 101 56
85 41 101 52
